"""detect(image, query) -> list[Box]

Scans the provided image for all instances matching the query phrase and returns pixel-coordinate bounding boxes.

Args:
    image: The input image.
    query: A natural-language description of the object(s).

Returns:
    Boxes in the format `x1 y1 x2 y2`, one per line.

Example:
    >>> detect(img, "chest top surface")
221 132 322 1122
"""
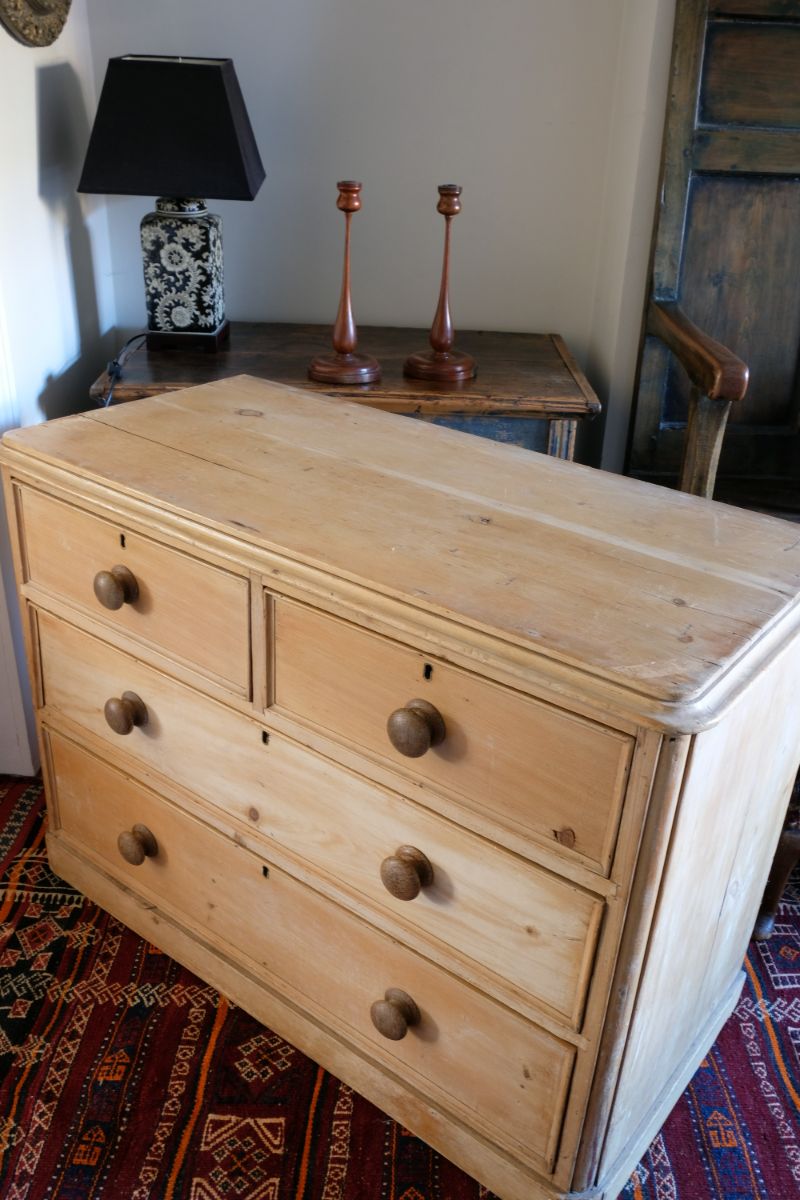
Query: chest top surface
4 374 800 724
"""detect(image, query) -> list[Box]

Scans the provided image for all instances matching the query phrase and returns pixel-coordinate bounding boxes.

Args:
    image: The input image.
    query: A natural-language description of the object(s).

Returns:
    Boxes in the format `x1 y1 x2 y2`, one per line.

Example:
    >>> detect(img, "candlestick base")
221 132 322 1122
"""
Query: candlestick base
403 349 477 382
308 352 382 384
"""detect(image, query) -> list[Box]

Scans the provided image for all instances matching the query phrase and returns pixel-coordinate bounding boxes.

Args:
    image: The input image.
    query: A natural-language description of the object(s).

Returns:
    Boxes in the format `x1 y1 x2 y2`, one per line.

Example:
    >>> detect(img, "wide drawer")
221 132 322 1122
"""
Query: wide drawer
273 599 633 872
36 609 602 1026
47 730 576 1173
17 487 250 695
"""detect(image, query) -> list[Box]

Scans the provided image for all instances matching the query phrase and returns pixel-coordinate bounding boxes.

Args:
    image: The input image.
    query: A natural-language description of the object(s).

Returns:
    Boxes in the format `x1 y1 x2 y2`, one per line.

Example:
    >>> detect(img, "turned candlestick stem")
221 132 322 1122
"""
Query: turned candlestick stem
309 181 381 385
404 185 476 382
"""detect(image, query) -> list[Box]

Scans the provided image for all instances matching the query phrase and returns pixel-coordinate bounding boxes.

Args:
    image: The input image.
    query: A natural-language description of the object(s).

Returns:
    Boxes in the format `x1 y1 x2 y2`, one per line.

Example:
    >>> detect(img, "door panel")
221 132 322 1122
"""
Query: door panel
679 176 800 431
628 1 800 510
700 21 800 129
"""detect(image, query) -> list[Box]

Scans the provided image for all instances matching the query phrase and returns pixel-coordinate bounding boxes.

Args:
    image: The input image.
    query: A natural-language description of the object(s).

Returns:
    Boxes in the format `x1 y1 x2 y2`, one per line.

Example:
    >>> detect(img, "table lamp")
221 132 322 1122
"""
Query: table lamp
78 55 265 349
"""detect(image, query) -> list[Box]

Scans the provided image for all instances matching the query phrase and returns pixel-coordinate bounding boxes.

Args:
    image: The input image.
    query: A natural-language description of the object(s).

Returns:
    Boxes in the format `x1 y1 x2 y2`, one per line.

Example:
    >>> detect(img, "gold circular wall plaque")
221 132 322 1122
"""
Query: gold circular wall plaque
0 0 72 47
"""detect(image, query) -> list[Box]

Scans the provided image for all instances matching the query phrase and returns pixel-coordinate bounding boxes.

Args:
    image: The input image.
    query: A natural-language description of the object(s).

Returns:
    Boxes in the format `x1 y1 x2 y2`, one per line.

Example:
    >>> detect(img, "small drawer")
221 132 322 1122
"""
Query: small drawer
37 609 259 810
274 599 633 872
36 610 601 1027
48 730 576 1174
18 487 249 695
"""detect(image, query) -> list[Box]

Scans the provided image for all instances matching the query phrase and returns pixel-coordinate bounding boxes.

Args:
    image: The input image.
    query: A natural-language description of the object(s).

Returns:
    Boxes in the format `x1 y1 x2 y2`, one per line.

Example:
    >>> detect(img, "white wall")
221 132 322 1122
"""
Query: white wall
86 0 675 467
0 2 117 430
0 0 117 773
0 287 37 774
587 0 676 470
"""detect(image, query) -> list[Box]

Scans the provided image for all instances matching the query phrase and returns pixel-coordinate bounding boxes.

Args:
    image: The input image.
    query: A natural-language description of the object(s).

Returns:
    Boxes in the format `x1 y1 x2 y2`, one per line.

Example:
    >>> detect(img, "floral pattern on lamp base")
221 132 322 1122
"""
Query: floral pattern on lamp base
140 198 227 346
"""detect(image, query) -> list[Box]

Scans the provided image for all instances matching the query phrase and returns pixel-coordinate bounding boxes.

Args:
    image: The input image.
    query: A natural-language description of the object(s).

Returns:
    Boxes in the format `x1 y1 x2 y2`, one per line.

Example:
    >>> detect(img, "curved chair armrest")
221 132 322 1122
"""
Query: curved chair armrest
647 300 749 402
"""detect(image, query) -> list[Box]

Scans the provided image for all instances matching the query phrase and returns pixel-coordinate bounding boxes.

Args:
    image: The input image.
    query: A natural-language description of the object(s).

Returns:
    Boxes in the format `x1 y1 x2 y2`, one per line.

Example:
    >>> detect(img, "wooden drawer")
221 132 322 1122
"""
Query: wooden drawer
17 487 249 695
36 609 602 1027
47 729 576 1174
274 599 633 872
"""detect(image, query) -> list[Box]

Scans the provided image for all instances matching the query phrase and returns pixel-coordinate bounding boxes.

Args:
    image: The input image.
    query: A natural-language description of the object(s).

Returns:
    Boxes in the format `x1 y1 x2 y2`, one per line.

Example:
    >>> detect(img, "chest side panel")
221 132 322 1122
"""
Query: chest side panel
596 630 800 1188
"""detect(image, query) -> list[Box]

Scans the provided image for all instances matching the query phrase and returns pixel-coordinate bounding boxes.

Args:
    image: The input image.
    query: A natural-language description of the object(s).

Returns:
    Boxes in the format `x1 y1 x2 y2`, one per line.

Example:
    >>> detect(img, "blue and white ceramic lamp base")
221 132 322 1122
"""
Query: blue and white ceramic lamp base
140 198 230 349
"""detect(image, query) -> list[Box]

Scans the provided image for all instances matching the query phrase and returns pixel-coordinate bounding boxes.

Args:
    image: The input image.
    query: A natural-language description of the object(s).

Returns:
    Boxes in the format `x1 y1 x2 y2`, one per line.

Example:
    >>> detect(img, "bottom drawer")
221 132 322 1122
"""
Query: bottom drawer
46 728 575 1172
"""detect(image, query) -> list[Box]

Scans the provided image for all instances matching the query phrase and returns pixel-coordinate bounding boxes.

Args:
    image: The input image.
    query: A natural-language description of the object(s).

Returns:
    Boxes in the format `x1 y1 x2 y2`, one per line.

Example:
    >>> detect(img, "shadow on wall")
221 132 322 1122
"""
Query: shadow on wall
35 61 116 421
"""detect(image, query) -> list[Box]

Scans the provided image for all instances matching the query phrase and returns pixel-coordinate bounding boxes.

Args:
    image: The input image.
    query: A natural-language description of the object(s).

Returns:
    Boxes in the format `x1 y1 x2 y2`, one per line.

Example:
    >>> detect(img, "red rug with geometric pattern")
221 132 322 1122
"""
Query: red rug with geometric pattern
1 775 799 1199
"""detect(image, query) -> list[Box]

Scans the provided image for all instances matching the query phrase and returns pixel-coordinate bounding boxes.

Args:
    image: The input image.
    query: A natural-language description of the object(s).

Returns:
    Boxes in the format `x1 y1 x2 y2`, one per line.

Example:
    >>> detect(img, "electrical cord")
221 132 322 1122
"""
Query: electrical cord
98 333 148 407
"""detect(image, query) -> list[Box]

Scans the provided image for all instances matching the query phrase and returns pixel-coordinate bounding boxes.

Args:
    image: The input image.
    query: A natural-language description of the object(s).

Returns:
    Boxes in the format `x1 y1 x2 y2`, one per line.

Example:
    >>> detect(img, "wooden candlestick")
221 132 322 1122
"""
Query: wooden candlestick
309 181 381 384
404 184 476 382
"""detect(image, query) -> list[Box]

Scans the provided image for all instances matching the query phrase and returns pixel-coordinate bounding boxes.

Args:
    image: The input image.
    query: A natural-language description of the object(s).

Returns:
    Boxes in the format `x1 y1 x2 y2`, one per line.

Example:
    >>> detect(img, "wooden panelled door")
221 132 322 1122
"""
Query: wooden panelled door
628 0 800 513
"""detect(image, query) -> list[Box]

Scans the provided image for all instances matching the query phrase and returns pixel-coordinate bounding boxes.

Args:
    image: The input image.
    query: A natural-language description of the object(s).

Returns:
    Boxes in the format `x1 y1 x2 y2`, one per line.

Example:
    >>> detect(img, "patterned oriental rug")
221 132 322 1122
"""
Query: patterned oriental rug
1 775 799 1200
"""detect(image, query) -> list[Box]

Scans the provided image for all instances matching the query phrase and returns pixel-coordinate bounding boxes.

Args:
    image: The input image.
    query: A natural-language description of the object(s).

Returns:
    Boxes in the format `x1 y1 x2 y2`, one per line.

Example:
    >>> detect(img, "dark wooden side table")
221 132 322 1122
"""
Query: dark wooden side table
90 323 600 460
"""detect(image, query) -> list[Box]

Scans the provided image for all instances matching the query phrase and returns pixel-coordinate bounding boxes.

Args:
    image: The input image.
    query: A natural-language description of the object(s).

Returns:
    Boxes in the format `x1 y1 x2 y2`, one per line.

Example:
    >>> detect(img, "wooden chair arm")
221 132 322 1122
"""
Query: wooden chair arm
647 300 749 403
645 301 749 499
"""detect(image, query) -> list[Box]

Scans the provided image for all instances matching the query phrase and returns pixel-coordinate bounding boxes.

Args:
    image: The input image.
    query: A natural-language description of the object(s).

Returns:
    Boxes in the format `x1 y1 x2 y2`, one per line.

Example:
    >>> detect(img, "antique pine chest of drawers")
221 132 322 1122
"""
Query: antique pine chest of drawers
3 376 800 1200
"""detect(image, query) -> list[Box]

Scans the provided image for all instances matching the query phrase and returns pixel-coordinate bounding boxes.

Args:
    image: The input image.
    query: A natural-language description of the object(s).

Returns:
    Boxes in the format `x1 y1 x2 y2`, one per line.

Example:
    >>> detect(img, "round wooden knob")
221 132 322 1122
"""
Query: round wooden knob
104 691 148 735
386 699 446 758
93 565 139 610
117 823 158 866
380 846 434 901
370 988 421 1040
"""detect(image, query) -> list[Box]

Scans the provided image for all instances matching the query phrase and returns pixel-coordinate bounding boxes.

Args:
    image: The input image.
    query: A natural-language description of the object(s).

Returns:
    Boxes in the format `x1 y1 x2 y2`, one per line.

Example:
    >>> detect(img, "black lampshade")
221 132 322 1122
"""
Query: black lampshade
78 55 265 200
